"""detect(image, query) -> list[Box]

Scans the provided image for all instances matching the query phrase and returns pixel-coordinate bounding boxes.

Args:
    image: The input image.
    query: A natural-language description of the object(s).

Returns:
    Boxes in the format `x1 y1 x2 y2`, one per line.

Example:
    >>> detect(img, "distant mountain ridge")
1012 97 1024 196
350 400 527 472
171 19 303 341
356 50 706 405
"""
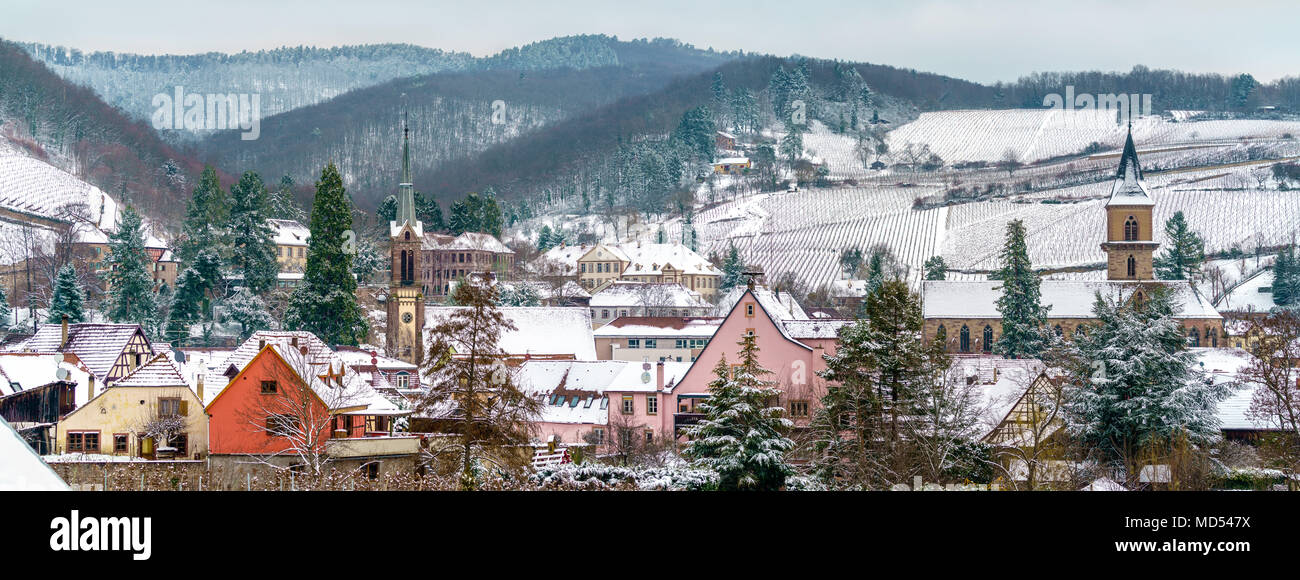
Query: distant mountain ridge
19 35 737 131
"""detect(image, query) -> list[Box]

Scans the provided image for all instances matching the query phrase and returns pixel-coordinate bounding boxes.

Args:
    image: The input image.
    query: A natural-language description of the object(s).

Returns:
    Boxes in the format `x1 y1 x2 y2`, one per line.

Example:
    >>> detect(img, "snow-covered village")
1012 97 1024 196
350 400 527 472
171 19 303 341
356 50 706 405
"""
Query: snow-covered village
3 0 1300 545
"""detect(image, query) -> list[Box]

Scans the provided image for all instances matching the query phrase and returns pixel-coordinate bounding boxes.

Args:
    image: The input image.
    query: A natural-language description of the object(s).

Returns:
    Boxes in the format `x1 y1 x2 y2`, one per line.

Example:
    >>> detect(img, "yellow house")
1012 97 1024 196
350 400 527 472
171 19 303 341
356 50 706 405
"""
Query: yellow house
712 157 751 175
270 219 310 273
54 354 208 459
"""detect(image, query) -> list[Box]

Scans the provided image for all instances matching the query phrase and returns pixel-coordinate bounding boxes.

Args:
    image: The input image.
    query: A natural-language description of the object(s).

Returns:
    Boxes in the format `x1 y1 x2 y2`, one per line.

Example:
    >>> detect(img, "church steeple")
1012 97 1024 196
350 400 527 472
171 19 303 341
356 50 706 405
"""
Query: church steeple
1101 125 1158 280
395 114 418 228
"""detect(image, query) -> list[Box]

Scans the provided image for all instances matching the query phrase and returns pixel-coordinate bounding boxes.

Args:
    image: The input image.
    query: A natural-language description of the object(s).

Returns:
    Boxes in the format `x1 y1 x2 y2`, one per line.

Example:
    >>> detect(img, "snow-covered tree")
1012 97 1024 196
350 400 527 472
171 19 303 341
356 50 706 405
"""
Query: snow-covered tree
1061 286 1232 487
227 171 279 295
177 166 228 266
994 219 1049 359
166 268 203 346
811 280 948 488
1154 211 1206 281
47 263 85 324
103 206 157 326
1272 243 1299 308
719 242 745 290
497 283 541 307
1241 311 1300 487
223 286 275 341
685 333 794 491
0 282 10 330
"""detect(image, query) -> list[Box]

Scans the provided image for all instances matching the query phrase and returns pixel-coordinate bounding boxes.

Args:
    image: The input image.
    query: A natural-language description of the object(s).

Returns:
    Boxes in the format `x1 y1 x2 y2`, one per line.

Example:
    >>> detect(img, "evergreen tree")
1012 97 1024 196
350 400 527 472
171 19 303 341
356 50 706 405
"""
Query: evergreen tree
227 171 279 295
223 286 274 341
267 174 306 222
0 282 10 330
685 333 794 491
448 198 475 235
177 166 227 266
672 106 716 160
780 121 804 168
924 256 948 280
283 163 368 346
536 225 556 252
377 195 398 222
1154 212 1206 280
994 220 1049 359
479 189 504 238
813 280 948 487
720 242 745 290
103 206 158 326
1270 244 1297 308
419 193 446 231
166 268 203 346
731 88 759 134
48 263 86 324
1062 287 1232 486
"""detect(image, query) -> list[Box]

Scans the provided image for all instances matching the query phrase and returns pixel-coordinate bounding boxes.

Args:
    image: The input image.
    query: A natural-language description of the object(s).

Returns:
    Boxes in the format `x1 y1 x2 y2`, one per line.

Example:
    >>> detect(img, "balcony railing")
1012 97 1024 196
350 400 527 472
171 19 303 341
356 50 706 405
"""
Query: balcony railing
673 413 705 430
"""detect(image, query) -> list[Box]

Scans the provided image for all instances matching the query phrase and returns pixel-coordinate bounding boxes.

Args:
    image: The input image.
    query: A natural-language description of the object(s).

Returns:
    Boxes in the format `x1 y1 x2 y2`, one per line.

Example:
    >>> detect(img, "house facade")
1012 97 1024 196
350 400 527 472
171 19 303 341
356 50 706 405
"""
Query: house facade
5 321 155 392
54 354 208 459
593 316 722 362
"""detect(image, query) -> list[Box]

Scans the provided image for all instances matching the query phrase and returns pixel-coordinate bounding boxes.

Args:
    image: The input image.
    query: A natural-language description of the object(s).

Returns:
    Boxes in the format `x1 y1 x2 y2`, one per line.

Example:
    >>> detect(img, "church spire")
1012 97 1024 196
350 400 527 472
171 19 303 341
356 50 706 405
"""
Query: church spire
395 112 418 228
1107 122 1154 207
1115 121 1141 181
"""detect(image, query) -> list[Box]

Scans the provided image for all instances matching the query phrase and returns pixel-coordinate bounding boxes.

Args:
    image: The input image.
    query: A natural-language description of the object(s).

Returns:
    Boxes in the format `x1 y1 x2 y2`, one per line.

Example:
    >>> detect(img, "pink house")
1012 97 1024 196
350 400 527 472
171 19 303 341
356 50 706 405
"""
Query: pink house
664 285 851 436
521 285 853 451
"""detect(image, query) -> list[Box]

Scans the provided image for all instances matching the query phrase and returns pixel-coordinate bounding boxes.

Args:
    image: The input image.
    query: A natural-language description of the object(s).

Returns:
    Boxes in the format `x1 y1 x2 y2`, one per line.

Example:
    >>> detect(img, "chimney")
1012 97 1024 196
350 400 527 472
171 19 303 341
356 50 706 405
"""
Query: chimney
196 372 204 403
60 314 69 349
656 361 665 389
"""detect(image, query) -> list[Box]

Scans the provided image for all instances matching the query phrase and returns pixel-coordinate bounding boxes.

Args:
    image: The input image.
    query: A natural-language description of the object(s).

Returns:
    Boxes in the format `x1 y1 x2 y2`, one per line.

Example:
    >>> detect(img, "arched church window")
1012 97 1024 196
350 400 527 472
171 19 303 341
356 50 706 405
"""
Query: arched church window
959 325 970 353
1127 255 1136 277
1124 216 1139 241
1188 328 1201 347
982 325 994 353
1209 327 1218 347
936 325 947 344
1054 324 1063 337
405 231 411 241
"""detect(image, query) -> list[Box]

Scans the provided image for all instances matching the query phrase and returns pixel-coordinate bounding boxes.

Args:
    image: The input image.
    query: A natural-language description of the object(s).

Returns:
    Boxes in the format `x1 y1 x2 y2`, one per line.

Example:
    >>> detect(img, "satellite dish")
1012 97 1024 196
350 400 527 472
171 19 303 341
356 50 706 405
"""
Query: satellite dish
55 368 70 381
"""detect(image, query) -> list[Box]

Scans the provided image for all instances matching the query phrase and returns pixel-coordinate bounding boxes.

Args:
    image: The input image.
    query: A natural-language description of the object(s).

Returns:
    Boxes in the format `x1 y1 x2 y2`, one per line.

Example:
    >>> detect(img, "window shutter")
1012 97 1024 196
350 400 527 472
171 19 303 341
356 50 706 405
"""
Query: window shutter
179 400 189 416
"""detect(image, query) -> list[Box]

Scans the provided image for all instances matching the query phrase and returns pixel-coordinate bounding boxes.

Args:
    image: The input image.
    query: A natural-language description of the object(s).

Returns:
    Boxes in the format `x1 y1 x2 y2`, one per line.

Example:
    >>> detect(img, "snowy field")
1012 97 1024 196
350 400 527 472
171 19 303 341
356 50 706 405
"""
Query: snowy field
887 109 1300 164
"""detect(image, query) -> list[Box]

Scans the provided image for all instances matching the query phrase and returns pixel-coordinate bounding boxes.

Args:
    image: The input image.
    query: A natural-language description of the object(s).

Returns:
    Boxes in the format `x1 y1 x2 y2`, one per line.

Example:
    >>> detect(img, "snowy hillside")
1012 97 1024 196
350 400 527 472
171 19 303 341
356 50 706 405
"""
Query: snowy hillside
888 109 1300 164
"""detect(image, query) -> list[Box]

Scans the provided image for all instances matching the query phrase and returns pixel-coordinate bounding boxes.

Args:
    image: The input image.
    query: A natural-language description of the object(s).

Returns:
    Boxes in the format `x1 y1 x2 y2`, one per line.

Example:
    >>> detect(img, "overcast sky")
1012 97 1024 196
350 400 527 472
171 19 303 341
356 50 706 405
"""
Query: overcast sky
1 0 1294 84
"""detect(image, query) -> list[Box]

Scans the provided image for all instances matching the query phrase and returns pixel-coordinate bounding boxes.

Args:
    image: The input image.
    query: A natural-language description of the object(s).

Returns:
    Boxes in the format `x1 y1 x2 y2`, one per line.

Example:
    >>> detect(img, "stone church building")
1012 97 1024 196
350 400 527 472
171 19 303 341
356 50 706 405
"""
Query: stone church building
922 129 1224 353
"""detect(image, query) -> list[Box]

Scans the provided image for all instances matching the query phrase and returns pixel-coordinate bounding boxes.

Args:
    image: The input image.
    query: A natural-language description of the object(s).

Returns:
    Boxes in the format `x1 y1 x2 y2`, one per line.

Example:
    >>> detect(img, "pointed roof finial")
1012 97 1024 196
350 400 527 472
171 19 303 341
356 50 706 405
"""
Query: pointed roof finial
401 111 411 186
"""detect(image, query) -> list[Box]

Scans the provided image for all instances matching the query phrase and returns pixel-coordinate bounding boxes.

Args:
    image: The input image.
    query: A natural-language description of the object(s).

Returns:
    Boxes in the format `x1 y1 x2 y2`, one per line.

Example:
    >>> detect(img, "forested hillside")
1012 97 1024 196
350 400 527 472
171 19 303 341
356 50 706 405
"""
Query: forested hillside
0 39 215 223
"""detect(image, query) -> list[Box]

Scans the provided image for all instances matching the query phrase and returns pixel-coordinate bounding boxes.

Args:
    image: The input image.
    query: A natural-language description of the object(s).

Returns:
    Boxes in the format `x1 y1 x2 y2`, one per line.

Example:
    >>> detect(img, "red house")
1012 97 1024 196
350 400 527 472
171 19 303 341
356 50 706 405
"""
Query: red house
204 331 417 478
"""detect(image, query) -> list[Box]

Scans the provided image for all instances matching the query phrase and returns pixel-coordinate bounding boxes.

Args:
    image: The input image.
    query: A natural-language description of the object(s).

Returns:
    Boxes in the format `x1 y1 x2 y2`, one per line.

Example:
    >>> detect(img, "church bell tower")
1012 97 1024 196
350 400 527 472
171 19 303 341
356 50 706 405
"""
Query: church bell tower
387 116 424 364
1101 125 1158 281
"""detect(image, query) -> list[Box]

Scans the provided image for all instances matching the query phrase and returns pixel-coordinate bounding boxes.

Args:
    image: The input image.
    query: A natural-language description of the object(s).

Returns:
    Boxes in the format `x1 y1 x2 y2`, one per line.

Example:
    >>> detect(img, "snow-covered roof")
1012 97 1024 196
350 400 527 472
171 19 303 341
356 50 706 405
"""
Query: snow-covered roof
1215 269 1277 313
495 280 591 301
1196 347 1270 431
1107 129 1155 207
333 347 418 371
714 157 750 165
269 219 310 246
423 306 597 360
0 416 68 490
5 323 150 381
422 232 513 254
782 319 854 340
389 219 424 239
112 354 190 388
589 281 710 309
516 360 690 425
619 243 720 277
1081 477 1127 491
593 317 723 338
713 285 809 321
830 279 869 298
922 280 1221 319
0 353 91 400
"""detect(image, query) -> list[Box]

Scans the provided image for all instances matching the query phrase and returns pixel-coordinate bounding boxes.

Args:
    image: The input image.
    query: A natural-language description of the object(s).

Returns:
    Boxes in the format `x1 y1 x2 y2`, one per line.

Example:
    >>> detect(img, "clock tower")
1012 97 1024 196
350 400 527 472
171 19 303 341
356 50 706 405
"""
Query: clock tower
387 118 425 364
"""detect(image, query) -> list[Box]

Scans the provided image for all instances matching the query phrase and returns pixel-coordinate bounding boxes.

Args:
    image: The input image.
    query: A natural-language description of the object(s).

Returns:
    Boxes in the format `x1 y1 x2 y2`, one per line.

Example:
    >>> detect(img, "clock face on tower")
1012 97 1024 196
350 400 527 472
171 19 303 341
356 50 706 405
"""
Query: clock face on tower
402 312 413 324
